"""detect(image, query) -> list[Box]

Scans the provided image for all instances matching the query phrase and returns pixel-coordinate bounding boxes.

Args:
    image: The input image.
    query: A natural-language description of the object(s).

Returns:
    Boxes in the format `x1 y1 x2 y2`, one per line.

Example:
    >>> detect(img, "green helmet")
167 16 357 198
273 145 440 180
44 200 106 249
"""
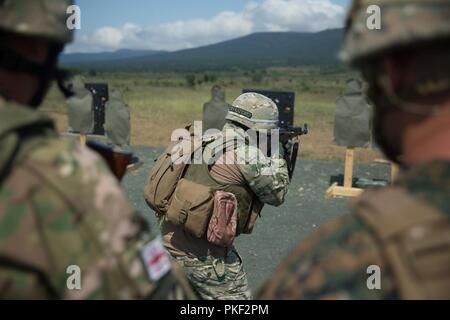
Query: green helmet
226 92 279 131
341 0 450 65
0 0 74 44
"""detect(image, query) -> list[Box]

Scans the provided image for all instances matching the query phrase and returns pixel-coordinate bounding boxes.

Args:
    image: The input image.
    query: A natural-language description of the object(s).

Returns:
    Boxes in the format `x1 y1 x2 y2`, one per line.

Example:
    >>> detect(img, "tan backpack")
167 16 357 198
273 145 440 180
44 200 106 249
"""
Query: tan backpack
144 127 264 239
354 187 450 299
144 125 207 217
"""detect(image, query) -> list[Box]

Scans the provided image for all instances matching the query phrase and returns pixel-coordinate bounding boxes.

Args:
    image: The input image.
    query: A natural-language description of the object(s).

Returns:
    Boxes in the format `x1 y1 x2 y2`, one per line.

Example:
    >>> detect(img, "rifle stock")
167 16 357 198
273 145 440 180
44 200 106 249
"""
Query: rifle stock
86 140 132 181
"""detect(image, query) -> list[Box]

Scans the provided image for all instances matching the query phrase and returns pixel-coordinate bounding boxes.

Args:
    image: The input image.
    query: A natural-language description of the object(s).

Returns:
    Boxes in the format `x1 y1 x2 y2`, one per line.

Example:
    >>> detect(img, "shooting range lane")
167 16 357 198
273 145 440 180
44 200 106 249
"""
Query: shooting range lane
122 145 390 292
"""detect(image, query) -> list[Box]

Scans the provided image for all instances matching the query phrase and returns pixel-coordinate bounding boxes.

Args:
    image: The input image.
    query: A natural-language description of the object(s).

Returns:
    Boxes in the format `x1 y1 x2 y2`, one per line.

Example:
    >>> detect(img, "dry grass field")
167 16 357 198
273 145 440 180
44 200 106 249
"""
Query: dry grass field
41 67 381 162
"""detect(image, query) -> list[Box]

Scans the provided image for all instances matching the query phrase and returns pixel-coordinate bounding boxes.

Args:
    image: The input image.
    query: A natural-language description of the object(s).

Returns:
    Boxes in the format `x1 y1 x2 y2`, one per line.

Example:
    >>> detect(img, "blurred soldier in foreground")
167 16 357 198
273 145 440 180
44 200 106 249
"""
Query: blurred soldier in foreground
146 93 290 299
105 89 131 147
67 75 94 134
202 85 230 133
0 0 194 299
259 0 450 299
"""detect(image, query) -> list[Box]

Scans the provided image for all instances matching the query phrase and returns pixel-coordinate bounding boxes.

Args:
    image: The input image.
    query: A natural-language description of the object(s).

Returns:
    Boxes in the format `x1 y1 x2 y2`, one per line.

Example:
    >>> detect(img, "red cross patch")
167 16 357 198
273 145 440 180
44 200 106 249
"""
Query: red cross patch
140 236 171 281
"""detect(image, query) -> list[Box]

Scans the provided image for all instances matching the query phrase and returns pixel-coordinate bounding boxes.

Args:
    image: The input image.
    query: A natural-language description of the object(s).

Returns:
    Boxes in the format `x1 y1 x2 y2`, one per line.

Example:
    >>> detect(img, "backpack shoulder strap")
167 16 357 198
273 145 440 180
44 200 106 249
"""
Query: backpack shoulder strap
353 187 450 299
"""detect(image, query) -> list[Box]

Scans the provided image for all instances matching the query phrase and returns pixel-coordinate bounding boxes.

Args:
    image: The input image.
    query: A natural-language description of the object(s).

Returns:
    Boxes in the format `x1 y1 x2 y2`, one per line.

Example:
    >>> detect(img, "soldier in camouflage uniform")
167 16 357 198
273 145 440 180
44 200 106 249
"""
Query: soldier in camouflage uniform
202 85 231 133
162 93 290 299
258 0 450 300
0 0 195 299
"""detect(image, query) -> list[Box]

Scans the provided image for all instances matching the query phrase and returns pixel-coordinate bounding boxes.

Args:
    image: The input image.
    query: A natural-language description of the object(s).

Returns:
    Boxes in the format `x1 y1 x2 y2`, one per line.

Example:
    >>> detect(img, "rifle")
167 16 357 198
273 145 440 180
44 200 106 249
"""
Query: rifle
86 140 141 181
280 124 308 180
242 89 309 181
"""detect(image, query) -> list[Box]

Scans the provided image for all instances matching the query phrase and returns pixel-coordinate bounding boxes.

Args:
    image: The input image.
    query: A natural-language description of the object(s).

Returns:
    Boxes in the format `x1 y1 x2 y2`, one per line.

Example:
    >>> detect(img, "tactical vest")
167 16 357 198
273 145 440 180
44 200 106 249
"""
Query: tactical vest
161 131 261 239
183 154 255 236
353 187 450 299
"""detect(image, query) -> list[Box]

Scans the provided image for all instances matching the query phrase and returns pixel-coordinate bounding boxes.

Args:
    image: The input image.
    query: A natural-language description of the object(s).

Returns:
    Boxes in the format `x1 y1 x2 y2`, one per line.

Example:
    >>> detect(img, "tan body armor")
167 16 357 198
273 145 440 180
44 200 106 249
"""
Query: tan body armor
178 154 256 236
354 187 450 299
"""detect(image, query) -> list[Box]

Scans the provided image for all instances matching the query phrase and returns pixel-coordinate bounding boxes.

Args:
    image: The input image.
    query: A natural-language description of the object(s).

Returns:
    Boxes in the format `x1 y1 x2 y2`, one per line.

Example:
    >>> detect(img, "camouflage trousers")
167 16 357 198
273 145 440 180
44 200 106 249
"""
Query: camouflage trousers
173 249 252 300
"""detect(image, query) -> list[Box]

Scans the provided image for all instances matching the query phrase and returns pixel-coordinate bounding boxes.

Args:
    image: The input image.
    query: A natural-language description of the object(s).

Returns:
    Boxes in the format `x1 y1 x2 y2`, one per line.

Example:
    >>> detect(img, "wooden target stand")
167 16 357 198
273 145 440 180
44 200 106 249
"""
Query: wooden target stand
325 147 399 199
79 134 87 146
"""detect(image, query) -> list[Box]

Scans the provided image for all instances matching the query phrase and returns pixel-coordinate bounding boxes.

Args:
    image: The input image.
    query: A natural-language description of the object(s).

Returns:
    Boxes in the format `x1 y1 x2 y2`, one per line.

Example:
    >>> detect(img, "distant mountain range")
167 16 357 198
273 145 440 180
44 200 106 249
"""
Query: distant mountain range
60 49 165 64
61 29 345 71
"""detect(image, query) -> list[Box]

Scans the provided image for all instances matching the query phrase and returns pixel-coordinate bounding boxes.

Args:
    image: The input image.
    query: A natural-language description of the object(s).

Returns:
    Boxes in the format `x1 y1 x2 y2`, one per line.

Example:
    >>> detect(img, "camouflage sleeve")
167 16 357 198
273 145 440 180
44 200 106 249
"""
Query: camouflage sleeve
0 139 195 299
257 213 399 300
236 144 290 206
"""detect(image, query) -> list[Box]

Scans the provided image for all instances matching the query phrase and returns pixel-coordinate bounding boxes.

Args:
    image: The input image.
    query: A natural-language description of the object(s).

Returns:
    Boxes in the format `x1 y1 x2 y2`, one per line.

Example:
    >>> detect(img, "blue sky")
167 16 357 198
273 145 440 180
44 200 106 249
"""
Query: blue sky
69 0 351 53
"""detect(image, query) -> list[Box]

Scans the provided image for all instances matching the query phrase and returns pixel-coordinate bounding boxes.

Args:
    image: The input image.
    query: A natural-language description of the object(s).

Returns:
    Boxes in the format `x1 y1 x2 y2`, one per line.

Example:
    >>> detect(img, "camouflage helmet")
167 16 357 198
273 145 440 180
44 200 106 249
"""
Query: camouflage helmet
341 0 450 65
0 0 74 44
226 92 279 131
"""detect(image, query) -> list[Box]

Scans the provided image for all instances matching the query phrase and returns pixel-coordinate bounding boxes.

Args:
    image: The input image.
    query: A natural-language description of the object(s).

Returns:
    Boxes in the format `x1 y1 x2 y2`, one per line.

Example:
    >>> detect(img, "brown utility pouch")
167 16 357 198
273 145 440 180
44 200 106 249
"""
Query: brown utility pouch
354 187 450 299
207 191 238 247
166 178 213 238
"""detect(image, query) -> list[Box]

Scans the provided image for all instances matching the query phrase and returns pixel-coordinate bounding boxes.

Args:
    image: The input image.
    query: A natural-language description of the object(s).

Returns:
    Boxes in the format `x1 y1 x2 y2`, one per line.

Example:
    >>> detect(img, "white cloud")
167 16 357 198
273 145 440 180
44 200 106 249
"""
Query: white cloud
67 0 345 53
251 0 344 32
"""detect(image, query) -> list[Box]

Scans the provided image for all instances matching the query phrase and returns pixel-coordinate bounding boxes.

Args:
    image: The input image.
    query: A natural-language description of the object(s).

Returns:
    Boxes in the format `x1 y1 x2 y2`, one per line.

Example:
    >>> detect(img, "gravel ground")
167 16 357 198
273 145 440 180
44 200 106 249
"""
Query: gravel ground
122 145 390 294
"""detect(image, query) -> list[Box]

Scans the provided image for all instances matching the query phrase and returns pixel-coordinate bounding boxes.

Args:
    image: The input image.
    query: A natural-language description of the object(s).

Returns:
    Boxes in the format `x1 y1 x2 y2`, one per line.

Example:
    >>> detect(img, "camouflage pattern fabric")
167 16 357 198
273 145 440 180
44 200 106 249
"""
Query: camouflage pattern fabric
234 138 289 206
164 122 289 300
226 92 279 131
341 0 450 64
105 89 131 147
67 75 94 134
0 99 196 299
207 122 290 206
0 0 74 44
257 160 450 299
174 249 252 300
202 87 230 133
0 100 56 181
